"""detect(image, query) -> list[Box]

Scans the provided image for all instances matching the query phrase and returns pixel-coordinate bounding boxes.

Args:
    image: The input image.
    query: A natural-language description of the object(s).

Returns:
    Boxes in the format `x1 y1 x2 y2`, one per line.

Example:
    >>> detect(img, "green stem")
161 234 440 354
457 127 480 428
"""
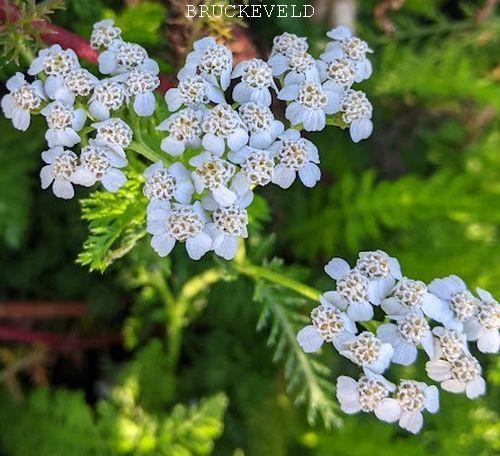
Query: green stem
231 262 320 302
166 267 224 373
128 140 166 164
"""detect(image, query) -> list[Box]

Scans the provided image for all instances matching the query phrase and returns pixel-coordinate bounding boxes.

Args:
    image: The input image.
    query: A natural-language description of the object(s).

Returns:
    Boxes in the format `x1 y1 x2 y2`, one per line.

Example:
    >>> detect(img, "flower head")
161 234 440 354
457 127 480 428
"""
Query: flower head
72 139 127 192
322 26 373 83
146 201 212 260
376 380 439 434
41 101 86 148
340 331 394 374
297 303 357 353
336 374 396 417
143 162 194 206
29 45 79 78
157 108 202 156
270 32 308 58
278 81 341 131
381 277 451 323
99 39 159 75
179 37 233 90
228 147 275 195
119 69 160 116
1 73 45 131
428 275 479 331
317 57 357 91
426 355 486 399
238 102 284 149
269 129 320 189
201 104 248 156
189 152 237 207
463 288 499 353
92 118 133 156
269 51 320 85
39 146 78 199
165 75 224 112
206 203 249 260
232 58 277 107
90 19 122 50
340 89 373 143
432 327 469 361
89 79 127 121
377 313 433 365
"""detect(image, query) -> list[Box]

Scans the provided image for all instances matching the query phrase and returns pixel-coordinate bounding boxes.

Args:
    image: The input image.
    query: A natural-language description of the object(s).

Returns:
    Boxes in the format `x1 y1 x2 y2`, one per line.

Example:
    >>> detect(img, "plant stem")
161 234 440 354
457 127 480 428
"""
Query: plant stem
128 140 165 164
231 262 320 302
165 267 224 373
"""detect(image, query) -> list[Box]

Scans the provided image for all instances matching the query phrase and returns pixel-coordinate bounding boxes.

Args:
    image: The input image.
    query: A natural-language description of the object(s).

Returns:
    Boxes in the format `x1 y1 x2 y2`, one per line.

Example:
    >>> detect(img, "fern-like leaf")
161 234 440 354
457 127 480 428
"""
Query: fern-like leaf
77 171 147 272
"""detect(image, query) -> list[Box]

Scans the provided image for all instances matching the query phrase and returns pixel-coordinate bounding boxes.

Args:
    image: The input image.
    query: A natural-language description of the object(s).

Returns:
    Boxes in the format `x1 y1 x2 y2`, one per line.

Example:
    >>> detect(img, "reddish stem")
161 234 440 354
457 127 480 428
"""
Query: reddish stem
0 326 121 352
0 0 175 92
0 302 87 319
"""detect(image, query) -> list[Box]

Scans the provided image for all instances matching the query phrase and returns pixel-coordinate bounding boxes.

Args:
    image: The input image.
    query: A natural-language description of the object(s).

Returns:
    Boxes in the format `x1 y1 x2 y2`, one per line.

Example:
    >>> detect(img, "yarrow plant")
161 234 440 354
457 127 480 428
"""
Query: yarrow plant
297 250 499 434
2 24 375 259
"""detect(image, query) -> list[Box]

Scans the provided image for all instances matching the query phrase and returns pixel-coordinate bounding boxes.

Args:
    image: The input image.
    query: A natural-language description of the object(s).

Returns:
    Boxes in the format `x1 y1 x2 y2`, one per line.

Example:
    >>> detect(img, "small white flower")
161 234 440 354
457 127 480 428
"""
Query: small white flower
238 102 284 149
72 139 127 192
270 32 308 58
323 261 372 322
189 151 236 207
268 51 320 85
228 146 275 195
463 288 499 354
336 374 396 417
178 37 233 90
377 313 433 365
165 75 224 112
428 275 479 331
146 201 212 260
381 277 452 323
1 72 45 131
206 203 249 260
29 45 80 78
201 104 248 156
119 69 160 116
41 101 86 148
355 250 402 304
39 146 78 199
143 161 194 205
322 26 373 82
296 303 357 353
89 79 126 121
432 327 469 361
269 129 320 189
340 89 373 143
156 108 202 156
92 118 133 157
317 57 357 91
278 81 340 131
339 331 394 374
232 58 277 107
90 19 122 50
376 380 439 434
44 69 99 106
426 356 486 399
98 39 159 75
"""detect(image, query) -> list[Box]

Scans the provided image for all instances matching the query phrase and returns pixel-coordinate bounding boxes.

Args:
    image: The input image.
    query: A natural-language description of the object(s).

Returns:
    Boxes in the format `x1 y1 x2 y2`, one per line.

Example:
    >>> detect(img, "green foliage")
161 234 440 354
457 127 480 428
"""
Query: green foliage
0 341 228 456
0 117 42 248
252 262 339 429
0 0 65 66
104 2 167 47
158 394 228 456
77 171 147 272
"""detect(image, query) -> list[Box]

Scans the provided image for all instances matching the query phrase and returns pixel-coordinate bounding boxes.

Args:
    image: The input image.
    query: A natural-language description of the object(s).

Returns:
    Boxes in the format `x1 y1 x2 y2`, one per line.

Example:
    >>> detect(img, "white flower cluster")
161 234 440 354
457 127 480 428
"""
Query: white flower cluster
1 20 158 199
297 250 499 434
148 30 373 260
2 24 375 261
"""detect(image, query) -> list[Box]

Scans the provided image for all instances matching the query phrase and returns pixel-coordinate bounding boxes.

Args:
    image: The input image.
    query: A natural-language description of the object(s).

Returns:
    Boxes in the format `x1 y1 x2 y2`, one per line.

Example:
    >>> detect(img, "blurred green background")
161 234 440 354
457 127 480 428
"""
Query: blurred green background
0 0 499 455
